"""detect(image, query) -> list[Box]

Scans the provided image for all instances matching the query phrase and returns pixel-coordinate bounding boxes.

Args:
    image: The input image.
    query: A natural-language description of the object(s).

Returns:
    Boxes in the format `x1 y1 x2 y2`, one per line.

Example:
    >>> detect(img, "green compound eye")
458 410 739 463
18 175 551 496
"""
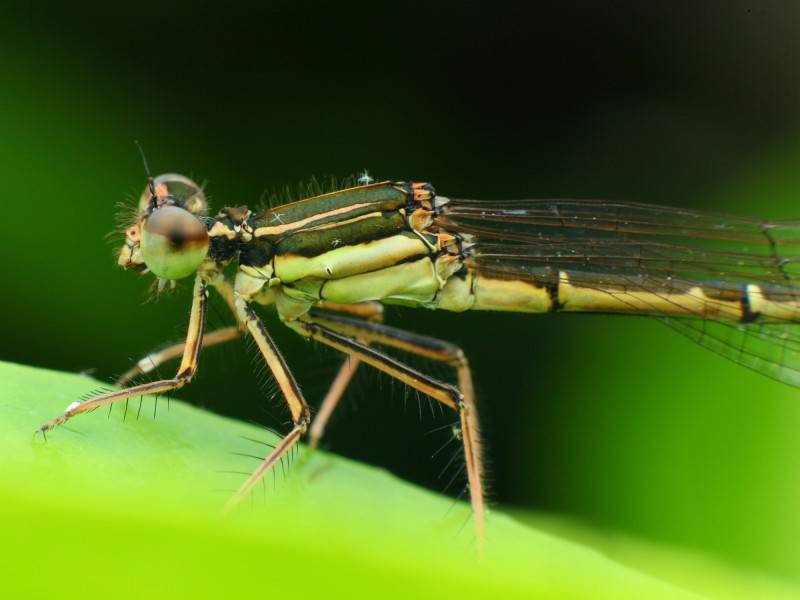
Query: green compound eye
140 206 209 280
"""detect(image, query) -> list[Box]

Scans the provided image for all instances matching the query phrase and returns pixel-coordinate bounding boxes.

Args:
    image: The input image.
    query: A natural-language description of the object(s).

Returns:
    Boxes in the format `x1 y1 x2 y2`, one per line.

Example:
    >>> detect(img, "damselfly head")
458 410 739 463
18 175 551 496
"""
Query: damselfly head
118 173 210 280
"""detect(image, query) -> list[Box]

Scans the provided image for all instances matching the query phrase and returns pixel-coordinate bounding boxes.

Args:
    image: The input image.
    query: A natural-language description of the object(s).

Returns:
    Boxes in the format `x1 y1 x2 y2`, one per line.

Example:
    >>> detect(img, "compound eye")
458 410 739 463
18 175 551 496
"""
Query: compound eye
140 206 209 280
138 173 207 215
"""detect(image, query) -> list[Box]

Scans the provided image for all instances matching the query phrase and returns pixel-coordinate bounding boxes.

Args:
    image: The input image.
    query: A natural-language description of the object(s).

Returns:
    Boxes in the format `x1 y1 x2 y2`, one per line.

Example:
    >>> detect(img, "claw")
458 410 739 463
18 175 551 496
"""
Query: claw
36 417 61 435
36 401 80 435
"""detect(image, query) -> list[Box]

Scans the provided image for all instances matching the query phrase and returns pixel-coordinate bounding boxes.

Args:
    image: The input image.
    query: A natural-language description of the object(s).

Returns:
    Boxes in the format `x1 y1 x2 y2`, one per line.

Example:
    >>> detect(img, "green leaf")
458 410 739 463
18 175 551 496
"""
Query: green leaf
1 360 796 600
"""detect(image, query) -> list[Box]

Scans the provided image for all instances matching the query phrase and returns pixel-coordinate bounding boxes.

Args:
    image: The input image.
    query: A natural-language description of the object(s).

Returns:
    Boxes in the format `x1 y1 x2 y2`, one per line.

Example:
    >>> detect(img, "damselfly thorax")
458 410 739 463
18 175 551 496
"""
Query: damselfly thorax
40 172 800 551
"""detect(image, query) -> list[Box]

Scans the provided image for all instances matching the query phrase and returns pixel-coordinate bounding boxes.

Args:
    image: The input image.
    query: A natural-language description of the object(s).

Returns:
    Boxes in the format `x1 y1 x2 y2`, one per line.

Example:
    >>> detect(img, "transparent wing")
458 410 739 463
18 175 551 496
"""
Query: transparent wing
661 318 800 387
437 198 800 284
436 198 800 386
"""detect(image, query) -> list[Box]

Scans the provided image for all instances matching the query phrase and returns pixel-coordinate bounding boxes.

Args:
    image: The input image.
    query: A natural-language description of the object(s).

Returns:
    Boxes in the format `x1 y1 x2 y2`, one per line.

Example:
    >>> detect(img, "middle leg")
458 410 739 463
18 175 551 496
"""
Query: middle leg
223 295 311 512
116 326 242 385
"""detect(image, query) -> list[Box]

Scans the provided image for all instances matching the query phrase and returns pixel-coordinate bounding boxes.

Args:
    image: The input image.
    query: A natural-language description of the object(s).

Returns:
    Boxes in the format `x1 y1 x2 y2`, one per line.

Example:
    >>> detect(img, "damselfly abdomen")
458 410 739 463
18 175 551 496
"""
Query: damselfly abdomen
38 170 800 549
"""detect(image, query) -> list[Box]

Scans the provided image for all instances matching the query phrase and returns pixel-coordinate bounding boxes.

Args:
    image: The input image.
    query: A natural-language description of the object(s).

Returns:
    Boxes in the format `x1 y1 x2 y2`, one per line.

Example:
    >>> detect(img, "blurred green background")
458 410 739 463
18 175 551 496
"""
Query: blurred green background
2 0 800 584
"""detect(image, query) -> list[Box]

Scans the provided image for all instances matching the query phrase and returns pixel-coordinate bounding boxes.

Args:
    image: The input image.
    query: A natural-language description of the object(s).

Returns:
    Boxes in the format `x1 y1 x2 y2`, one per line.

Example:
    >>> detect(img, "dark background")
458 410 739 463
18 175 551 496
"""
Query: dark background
2 1 800 581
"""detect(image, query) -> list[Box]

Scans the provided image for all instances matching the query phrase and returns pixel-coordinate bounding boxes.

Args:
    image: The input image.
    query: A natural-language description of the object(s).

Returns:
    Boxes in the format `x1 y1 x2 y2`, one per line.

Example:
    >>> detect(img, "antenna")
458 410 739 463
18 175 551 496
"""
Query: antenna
134 140 156 198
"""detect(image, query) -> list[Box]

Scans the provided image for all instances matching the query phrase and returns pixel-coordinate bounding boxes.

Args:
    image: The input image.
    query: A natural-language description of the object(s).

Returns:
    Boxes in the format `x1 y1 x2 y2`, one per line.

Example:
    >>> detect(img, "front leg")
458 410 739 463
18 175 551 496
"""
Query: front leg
36 275 209 434
116 276 245 386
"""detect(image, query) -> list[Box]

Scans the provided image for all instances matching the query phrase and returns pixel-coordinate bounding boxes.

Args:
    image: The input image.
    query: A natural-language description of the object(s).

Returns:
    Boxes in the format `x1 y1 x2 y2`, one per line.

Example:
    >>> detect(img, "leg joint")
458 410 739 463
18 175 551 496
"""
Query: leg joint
448 385 465 410
297 409 311 429
175 370 194 383
445 348 468 367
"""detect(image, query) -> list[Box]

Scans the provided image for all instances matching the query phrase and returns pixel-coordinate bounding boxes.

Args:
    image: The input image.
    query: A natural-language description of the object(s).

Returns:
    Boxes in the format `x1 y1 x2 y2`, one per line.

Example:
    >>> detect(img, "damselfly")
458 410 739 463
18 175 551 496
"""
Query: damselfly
38 166 800 549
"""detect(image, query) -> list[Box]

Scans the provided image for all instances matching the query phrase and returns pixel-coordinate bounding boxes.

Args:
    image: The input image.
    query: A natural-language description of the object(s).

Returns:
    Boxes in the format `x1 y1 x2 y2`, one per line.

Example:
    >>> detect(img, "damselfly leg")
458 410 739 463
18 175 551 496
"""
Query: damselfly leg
304 301 383 448
37 275 209 433
301 311 483 536
116 326 242 386
286 316 485 545
223 297 311 511
112 271 380 449
309 357 360 449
